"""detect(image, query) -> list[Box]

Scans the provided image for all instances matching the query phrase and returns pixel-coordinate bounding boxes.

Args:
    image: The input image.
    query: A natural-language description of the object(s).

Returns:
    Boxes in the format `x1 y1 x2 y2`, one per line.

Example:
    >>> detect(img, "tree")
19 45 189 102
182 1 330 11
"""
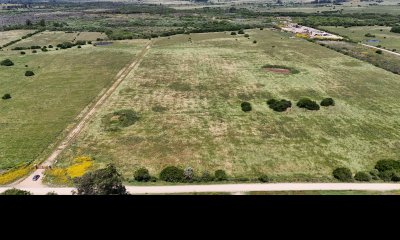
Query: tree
253 40 257 44
320 98 335 107
74 164 128 195
354 172 372 182
267 99 292 112
390 26 400 33
332 167 353 182
159 166 184 182
230 32 237 35
1 59 14 66
134 167 151 182
1 188 31 195
25 71 35 77
241 102 252 112
297 98 320 111
214 170 228 181
375 159 400 172
39 19 46 27
2 94 11 100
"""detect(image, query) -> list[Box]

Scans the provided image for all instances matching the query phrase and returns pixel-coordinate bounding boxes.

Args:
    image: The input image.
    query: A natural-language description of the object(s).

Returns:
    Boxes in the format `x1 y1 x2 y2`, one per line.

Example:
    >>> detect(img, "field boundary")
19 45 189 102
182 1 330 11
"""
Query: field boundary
13 40 152 188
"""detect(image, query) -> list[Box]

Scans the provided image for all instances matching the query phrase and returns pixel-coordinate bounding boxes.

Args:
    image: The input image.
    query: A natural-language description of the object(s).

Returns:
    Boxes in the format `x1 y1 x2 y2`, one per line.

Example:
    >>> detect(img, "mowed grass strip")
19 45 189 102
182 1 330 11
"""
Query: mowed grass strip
57 29 400 182
0 39 148 172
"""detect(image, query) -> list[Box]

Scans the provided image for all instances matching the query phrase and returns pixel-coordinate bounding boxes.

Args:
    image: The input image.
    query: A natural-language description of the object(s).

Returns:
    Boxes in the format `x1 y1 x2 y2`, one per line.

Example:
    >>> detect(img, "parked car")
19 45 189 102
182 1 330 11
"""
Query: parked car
32 175 40 181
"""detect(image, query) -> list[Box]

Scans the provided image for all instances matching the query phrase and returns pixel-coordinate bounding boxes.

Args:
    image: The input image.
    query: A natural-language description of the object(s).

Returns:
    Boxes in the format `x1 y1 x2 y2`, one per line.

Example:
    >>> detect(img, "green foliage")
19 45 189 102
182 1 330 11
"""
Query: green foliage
214 170 228 181
241 102 252 112
1 59 14 66
46 191 58 195
74 164 127 195
369 169 380 180
253 40 257 44
354 172 372 182
25 71 35 77
238 29 245 34
375 50 383 54
375 159 400 172
200 171 214 182
20 51 26 55
267 99 292 112
297 98 320 111
390 26 400 34
184 167 194 181
102 109 139 131
378 170 399 182
258 175 270 183
320 98 335 107
159 166 184 182
2 94 11 100
134 167 151 182
231 32 237 35
333 167 353 182
244 34 249 37
1 188 31 195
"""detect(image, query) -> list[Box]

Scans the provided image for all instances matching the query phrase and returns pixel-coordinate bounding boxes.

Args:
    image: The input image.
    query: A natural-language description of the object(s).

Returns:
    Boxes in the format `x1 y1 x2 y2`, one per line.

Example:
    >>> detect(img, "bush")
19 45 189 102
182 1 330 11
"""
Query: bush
364 33 375 37
332 167 353 182
77 45 82 49
267 99 292 112
1 59 14 66
32 50 37 53
258 175 270 183
20 51 26 55
390 26 400 33
48 45 53 48
320 98 335 107
369 169 380 180
1 188 31 195
46 191 58 195
214 170 228 181
134 168 151 182
200 171 214 182
253 40 257 44
378 170 398 182
354 172 372 182
375 159 400 172
238 29 245 34
230 32 237 35
159 166 184 182
25 71 34 77
2 93 11 100
241 102 252 112
376 50 383 54
244 34 249 37
297 98 320 111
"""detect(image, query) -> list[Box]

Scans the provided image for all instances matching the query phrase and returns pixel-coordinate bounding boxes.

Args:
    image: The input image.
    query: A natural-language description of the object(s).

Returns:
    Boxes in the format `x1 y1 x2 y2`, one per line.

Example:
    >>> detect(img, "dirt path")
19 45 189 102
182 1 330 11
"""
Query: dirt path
2 183 400 195
360 43 400 57
14 41 152 188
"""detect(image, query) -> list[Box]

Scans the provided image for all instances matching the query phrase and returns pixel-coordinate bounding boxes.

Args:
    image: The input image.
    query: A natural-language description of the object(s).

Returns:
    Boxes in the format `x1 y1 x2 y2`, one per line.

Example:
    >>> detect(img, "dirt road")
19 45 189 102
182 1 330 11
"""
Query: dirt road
2 183 400 195
360 43 400 57
14 41 152 188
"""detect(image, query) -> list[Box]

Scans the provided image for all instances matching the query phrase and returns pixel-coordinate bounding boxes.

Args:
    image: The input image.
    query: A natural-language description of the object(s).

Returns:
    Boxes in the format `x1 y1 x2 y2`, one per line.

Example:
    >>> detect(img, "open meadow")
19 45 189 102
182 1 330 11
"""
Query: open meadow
0 31 148 184
53 28 400 183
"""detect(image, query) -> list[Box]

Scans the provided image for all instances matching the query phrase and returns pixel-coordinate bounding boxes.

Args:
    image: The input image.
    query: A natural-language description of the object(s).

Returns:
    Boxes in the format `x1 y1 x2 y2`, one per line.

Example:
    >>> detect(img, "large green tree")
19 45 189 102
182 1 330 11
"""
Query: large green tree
74 164 128 195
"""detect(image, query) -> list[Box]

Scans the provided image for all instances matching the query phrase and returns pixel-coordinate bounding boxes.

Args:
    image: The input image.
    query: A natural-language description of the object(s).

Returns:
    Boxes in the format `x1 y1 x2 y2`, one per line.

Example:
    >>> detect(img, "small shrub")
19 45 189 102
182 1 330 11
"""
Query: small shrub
297 98 320 111
364 33 375 37
320 98 335 107
333 167 353 182
32 50 37 53
1 59 14 66
244 34 249 37
354 172 372 182
241 102 252 112
134 168 151 182
253 40 257 44
267 99 292 112
230 32 237 35
159 166 184 182
2 93 11 100
376 50 383 54
369 169 380 180
48 45 53 48
200 171 214 182
1 188 31 195
238 29 245 34
378 170 398 182
375 159 400 172
77 45 82 49
260 27 264 30
214 170 228 181
258 175 270 183
46 191 58 195
20 51 26 55
25 71 35 77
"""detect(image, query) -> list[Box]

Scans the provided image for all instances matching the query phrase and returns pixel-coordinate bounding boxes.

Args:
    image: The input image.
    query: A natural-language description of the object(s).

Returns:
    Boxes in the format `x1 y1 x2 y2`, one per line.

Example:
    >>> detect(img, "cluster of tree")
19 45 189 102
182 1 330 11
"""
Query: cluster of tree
390 26 400 34
267 99 292 112
332 159 400 182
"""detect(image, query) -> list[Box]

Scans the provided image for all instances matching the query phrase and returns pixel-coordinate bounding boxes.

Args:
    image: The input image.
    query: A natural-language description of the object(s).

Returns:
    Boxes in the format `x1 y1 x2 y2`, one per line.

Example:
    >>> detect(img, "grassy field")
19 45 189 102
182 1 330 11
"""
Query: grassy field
0 32 148 179
8 31 105 49
249 190 400 195
54 28 400 183
0 29 35 46
320 26 400 51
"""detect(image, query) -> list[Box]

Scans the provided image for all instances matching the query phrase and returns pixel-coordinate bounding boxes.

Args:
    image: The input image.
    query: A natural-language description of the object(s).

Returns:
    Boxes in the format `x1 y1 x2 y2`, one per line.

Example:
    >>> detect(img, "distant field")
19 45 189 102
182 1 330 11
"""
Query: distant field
320 26 400 51
0 29 35 46
0 31 148 176
56 29 400 183
8 31 105 48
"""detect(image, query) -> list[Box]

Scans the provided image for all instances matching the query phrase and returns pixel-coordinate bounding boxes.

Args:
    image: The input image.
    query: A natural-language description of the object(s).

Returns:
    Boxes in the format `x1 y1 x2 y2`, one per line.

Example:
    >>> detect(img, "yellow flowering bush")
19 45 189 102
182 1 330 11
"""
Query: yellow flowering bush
0 165 33 185
67 160 93 178
45 168 70 185
45 156 94 185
